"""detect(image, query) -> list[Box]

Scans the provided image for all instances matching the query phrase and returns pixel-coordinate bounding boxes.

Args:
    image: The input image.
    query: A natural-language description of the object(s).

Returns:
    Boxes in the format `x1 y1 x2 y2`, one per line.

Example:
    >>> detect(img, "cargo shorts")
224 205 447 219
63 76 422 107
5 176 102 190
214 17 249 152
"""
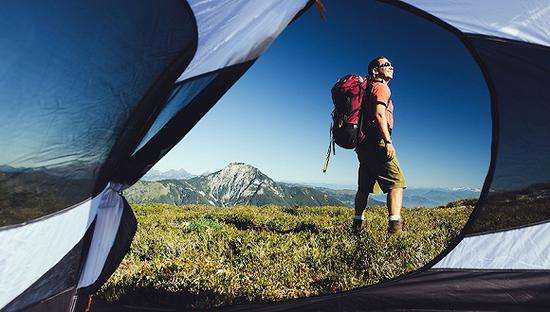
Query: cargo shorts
356 138 407 194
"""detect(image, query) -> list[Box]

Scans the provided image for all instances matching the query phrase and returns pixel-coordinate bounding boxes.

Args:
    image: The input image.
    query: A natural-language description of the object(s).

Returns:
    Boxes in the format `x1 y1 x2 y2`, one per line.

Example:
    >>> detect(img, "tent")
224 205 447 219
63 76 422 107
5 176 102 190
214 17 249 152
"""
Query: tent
0 0 549 311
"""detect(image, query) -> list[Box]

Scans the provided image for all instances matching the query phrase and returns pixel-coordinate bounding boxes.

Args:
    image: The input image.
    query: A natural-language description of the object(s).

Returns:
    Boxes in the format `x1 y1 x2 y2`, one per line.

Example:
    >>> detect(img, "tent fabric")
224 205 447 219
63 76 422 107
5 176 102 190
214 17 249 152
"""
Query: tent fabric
463 35 550 234
2 227 93 312
78 183 126 288
0 196 98 310
433 221 550 270
0 183 135 311
225 270 550 311
401 0 550 47
0 182 127 310
177 0 309 82
132 73 218 154
24 289 76 312
74 197 137 311
0 0 197 227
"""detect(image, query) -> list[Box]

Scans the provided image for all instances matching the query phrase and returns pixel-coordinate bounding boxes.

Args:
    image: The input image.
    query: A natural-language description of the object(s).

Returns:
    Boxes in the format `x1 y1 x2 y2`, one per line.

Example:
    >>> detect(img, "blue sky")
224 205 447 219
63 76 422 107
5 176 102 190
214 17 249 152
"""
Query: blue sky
153 0 492 189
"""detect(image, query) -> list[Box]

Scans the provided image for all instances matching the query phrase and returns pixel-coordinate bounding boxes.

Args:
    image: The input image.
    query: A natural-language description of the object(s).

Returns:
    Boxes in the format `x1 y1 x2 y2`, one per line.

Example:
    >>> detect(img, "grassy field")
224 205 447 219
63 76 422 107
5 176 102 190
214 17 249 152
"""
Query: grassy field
97 203 473 310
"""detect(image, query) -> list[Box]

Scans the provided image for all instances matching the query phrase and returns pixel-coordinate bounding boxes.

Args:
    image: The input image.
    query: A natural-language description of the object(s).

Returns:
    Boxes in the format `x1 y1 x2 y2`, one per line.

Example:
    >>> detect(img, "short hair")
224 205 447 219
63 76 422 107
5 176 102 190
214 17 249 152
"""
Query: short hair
368 56 387 77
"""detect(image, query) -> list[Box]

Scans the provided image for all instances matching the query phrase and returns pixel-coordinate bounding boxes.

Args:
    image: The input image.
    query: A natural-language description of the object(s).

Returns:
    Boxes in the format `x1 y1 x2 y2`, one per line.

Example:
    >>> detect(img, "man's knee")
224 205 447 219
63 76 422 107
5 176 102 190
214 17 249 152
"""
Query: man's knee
388 187 404 196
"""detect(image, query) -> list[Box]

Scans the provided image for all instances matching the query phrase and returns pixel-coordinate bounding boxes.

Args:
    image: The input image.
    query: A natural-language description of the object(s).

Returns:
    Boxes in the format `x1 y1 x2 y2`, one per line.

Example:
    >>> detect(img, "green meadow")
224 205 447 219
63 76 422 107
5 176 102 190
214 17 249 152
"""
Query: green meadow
97 202 473 310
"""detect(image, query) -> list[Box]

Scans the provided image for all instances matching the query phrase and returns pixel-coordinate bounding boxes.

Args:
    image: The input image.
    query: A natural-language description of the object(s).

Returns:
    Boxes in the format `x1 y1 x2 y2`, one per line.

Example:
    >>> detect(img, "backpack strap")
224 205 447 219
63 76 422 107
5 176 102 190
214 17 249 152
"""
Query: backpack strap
359 79 373 141
357 78 365 142
322 123 334 173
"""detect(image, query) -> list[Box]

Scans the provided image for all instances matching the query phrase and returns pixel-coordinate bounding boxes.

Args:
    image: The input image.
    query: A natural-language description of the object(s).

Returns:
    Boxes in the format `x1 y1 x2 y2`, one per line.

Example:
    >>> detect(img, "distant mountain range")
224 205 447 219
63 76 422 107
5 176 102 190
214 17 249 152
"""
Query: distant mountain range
371 187 480 208
273 185 479 208
129 163 479 208
126 162 383 207
141 168 195 181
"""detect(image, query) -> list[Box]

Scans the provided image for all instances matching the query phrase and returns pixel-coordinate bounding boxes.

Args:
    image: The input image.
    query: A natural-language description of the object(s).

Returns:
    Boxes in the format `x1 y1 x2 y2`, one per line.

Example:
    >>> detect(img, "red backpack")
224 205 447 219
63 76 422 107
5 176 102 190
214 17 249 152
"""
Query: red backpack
323 74 369 172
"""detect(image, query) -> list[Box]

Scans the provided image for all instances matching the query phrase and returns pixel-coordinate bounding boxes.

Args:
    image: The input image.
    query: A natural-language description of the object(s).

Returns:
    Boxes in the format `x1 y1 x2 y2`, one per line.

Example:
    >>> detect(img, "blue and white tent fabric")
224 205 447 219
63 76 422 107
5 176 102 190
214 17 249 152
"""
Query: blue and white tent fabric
0 1 549 311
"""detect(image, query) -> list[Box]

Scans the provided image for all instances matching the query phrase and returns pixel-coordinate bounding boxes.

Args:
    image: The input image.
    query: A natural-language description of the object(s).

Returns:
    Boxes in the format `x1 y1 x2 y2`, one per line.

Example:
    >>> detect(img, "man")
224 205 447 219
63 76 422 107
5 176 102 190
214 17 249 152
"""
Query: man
353 56 406 234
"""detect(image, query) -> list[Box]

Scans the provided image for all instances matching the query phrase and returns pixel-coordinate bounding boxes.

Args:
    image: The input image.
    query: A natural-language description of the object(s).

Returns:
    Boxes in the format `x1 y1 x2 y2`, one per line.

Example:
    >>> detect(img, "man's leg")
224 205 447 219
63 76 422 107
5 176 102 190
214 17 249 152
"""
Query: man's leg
353 189 368 233
386 187 403 217
355 189 369 218
387 187 404 233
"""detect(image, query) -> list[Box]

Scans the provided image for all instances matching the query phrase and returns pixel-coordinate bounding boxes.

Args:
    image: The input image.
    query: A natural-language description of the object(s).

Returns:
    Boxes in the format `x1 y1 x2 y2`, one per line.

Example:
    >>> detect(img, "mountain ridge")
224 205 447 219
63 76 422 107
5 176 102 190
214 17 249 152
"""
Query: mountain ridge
133 163 480 208
125 162 352 207
127 163 384 207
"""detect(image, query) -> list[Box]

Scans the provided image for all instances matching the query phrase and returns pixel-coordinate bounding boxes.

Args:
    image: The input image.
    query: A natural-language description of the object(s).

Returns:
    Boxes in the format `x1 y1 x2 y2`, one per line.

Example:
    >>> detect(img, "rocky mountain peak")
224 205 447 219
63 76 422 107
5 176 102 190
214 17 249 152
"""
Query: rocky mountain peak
198 163 278 206
226 162 258 170
206 163 265 189
221 162 261 176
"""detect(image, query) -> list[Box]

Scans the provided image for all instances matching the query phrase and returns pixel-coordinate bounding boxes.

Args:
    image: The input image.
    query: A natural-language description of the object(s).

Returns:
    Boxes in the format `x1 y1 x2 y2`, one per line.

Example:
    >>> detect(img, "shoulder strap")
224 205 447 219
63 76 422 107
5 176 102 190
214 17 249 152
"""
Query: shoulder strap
322 122 334 173
357 78 372 140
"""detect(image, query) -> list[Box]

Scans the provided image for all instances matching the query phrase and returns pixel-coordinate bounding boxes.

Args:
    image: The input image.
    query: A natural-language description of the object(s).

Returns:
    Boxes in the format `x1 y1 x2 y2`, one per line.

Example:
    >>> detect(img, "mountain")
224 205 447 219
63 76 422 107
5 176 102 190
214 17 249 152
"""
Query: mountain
370 187 481 207
287 182 357 191
289 184 478 208
131 164 480 208
0 165 25 173
299 186 385 207
141 168 195 181
126 163 345 207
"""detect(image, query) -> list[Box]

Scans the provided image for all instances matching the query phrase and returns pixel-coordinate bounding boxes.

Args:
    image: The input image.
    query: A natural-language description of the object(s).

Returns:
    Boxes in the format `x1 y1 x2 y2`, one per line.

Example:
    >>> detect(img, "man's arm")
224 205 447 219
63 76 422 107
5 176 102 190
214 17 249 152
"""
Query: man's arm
374 103 396 160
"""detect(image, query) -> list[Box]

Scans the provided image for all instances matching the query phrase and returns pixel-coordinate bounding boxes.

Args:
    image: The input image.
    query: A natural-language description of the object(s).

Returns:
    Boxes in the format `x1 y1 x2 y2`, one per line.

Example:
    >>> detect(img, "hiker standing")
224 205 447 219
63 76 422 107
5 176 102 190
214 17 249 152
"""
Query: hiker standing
353 56 406 234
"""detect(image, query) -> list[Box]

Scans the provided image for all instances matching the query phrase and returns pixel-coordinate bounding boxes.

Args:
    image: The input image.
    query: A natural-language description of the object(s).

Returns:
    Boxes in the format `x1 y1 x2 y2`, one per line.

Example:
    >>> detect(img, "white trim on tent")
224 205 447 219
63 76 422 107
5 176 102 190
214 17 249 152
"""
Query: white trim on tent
77 183 126 288
402 0 550 47
0 182 127 309
433 222 550 270
0 197 99 309
177 0 309 82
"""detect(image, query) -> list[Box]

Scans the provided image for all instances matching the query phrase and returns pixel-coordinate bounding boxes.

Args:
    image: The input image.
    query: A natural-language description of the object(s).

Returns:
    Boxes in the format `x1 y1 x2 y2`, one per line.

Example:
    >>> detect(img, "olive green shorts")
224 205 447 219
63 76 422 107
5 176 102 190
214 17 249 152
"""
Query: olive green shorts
356 138 407 194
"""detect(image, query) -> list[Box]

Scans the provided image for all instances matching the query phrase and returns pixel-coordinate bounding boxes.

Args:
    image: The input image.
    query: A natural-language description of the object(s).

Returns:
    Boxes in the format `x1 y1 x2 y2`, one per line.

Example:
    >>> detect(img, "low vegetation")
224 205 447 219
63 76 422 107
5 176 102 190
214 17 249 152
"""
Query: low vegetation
97 203 473 310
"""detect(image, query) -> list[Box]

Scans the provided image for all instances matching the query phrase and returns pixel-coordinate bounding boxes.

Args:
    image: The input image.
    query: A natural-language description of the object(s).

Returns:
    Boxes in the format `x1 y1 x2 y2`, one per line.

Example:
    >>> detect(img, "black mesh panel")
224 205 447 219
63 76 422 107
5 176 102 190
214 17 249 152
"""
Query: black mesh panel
467 36 550 234
132 74 217 154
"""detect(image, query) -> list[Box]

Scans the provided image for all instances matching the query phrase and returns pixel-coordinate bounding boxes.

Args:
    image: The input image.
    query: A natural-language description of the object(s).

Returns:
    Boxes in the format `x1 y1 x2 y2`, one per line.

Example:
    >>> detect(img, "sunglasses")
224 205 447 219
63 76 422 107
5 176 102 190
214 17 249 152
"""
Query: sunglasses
378 62 393 68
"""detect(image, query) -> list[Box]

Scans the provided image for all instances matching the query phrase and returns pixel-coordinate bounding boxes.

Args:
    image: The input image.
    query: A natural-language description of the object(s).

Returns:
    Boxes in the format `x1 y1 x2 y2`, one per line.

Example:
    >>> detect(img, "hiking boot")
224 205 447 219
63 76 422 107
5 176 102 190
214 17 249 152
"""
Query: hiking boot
387 219 404 234
352 218 365 234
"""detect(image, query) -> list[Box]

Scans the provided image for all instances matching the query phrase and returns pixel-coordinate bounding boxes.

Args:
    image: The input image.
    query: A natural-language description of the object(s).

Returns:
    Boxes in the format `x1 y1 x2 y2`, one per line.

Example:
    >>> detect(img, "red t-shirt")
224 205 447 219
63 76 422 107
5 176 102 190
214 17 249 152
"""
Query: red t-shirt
368 81 394 130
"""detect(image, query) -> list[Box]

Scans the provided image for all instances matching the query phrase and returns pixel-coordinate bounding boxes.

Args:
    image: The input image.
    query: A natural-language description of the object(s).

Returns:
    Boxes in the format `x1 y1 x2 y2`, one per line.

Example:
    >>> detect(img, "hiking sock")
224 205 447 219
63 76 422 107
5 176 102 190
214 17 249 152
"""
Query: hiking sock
353 215 364 221
388 215 401 221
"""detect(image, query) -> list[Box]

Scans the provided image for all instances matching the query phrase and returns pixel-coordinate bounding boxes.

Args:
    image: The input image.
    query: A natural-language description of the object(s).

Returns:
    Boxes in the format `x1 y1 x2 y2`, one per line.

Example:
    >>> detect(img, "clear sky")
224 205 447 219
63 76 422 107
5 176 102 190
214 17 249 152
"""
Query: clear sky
153 0 492 189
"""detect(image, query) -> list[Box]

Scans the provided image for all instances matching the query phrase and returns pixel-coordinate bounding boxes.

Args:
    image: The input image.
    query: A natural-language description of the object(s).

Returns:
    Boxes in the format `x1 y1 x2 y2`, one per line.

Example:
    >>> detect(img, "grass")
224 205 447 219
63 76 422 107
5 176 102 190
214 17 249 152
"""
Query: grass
97 203 473 310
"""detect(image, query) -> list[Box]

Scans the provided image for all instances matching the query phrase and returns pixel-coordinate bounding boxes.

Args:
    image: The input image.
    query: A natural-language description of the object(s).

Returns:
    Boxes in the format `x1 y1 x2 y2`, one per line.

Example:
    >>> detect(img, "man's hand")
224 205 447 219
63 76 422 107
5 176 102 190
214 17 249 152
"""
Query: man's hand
386 143 396 161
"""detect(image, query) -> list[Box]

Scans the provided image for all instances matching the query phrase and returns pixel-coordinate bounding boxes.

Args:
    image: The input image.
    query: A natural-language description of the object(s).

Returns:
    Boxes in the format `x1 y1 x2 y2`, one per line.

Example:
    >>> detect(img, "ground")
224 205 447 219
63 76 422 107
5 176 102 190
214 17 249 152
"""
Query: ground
97 203 472 310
